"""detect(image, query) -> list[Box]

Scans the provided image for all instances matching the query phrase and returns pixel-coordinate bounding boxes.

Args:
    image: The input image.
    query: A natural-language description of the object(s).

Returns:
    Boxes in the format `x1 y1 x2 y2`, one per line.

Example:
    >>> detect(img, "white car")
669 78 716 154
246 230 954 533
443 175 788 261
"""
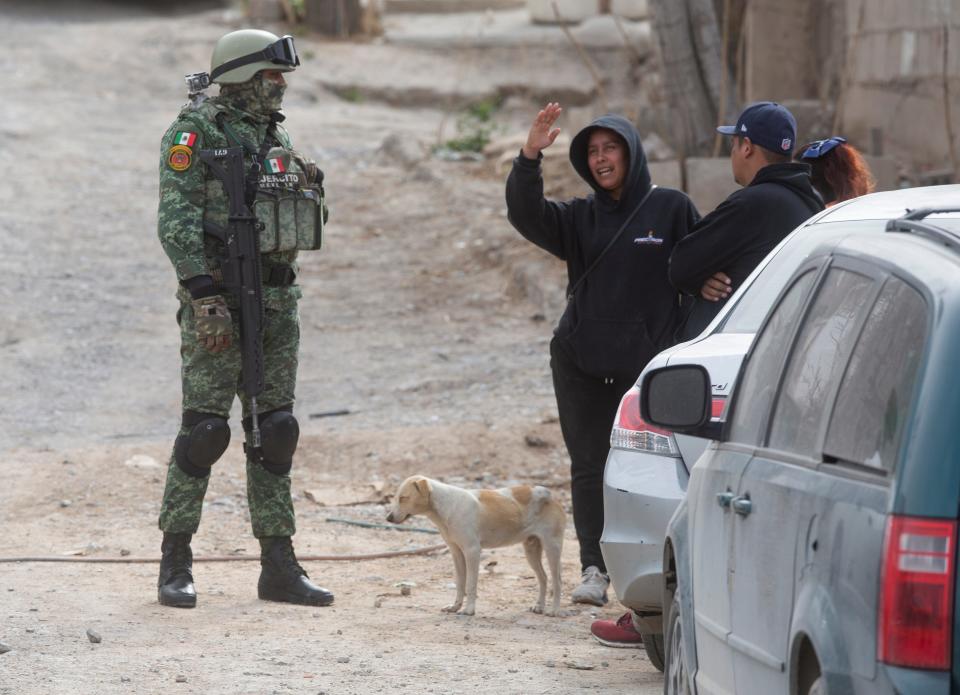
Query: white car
598 184 960 670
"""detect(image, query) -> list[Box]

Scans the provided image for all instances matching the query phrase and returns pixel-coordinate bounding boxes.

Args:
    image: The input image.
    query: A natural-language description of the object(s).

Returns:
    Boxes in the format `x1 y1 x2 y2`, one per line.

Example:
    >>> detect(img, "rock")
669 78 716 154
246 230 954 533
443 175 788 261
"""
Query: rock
175 674 187 683
378 132 426 167
337 656 351 664
564 660 596 670
0 642 12 654
642 132 676 162
59 499 72 508
544 659 556 667
524 434 549 448
85 628 102 644
400 585 412 596
124 454 160 470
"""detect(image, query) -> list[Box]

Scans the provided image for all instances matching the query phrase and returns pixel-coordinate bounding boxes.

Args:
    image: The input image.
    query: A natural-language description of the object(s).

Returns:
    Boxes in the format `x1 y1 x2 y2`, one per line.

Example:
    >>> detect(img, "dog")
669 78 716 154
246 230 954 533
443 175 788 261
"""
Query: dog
386 475 565 616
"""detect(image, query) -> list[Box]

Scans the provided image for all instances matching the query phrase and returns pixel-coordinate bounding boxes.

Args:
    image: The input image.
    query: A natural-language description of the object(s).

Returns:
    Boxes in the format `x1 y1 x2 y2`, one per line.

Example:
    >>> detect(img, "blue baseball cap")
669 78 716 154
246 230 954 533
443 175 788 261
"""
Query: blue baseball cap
716 101 798 155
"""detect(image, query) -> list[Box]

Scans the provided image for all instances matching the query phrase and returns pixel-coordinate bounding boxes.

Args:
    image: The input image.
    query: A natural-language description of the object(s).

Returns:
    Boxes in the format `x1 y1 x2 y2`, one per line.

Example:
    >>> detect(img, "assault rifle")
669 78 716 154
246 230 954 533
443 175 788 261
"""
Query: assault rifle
198 147 266 448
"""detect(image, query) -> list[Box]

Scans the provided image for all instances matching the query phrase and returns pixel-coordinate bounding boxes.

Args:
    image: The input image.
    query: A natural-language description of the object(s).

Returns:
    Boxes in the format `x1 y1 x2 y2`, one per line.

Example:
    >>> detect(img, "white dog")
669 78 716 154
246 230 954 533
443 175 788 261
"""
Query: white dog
386 475 565 616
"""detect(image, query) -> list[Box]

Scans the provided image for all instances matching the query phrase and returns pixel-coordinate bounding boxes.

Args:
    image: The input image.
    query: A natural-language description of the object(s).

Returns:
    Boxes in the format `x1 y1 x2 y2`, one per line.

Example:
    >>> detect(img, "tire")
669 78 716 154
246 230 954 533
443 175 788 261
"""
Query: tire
663 594 692 695
641 632 666 672
806 676 825 695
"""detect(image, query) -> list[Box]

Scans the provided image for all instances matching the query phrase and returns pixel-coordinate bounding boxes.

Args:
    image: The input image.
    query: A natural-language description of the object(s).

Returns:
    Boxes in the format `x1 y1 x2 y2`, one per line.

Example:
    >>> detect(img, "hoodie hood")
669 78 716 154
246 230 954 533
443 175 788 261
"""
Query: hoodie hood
569 114 652 211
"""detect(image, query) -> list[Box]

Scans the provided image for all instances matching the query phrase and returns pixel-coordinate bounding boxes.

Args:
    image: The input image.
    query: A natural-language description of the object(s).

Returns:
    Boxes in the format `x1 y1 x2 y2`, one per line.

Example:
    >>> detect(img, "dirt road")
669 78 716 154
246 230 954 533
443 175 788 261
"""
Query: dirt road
0 3 663 693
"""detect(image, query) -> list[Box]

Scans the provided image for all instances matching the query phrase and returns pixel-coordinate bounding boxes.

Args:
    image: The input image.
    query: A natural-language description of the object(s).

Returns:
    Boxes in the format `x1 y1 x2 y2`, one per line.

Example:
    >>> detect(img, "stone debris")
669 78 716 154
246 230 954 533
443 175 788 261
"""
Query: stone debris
85 629 102 644
564 660 595 670
337 656 351 664
0 642 12 655
176 675 187 683
524 434 549 448
124 454 160 470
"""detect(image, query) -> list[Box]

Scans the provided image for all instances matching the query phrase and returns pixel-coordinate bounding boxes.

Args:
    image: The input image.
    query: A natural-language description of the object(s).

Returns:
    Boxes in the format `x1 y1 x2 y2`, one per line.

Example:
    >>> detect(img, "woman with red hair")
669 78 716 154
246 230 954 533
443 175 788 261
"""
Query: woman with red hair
797 136 876 206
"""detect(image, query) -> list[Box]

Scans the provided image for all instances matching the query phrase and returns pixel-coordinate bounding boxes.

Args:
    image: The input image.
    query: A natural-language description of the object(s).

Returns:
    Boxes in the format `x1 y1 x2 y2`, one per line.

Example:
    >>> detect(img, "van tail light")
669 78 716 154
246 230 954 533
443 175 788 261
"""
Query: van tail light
879 515 956 670
609 387 727 456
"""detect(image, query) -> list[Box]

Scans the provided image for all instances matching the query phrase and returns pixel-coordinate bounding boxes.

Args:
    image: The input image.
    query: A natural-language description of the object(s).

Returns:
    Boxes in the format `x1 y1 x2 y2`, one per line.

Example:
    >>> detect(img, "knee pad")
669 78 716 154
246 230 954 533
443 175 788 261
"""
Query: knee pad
243 406 299 476
174 411 230 478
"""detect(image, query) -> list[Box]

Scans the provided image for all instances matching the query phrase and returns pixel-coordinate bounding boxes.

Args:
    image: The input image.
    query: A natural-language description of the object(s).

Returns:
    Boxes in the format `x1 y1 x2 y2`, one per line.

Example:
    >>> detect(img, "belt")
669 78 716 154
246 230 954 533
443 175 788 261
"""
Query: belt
208 265 296 288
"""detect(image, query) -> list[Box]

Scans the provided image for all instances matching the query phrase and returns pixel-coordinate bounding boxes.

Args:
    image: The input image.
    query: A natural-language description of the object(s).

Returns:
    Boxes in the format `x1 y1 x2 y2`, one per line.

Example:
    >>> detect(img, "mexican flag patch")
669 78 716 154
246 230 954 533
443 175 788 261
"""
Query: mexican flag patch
265 157 286 174
174 131 197 147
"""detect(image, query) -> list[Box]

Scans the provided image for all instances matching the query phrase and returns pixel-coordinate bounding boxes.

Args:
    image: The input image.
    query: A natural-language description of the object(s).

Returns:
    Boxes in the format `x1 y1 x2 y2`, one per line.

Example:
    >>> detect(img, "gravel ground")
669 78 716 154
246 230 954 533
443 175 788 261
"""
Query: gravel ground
0 3 663 693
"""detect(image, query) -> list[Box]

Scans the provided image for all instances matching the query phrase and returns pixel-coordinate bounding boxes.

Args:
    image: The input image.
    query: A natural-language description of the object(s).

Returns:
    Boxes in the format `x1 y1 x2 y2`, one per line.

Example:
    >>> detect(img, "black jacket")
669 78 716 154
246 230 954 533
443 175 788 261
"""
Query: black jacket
506 114 700 380
669 162 824 340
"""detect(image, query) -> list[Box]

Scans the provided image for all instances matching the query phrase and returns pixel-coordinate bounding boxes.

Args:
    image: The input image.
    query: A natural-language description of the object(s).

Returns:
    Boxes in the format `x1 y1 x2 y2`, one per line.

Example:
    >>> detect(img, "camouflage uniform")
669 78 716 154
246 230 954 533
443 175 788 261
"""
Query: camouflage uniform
157 80 315 538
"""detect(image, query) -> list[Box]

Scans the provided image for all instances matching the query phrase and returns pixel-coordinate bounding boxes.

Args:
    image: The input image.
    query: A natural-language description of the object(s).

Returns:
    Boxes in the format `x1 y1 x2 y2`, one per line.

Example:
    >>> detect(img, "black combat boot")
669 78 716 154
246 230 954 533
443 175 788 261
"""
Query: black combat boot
158 532 197 608
258 536 334 607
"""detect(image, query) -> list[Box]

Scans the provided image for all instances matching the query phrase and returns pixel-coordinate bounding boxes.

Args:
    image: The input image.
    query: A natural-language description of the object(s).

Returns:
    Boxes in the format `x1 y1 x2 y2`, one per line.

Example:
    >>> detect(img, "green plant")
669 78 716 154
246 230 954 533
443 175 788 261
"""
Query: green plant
338 87 364 103
442 97 503 153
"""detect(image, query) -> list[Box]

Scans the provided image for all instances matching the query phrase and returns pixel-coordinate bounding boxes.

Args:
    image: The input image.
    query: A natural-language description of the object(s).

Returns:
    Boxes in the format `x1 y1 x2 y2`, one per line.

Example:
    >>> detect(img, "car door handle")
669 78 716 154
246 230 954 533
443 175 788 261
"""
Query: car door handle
732 495 752 516
717 491 735 509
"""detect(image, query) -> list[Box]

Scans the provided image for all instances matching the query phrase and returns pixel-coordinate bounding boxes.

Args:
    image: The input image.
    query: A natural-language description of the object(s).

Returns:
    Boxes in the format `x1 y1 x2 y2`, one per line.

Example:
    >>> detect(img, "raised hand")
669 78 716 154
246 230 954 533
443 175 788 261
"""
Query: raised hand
522 102 563 160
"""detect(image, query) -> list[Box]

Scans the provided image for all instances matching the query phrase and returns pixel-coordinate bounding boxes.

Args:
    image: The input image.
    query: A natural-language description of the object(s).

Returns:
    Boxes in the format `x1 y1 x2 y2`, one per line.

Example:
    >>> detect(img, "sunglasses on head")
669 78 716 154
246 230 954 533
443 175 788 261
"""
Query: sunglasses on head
800 136 847 160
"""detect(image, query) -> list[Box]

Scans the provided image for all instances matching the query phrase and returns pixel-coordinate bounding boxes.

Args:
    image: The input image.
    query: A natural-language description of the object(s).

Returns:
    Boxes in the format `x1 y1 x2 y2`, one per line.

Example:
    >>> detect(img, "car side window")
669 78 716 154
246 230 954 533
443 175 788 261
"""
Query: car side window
767 268 876 455
823 277 928 471
727 270 817 445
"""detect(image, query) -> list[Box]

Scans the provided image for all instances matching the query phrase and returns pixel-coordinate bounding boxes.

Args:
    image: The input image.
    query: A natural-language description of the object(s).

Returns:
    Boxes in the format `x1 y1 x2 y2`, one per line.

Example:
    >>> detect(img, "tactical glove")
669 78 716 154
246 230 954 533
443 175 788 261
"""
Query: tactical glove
191 295 232 353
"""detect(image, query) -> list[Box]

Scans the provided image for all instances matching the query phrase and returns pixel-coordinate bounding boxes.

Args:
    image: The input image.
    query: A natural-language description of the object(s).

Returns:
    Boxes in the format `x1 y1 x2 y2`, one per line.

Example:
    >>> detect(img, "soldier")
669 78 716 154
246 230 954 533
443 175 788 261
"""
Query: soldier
156 29 333 609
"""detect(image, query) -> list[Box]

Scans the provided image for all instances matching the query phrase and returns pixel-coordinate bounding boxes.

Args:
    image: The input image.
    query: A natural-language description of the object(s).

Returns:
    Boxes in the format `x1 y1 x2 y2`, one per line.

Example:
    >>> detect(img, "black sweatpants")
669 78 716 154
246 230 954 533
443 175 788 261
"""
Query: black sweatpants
550 337 635 573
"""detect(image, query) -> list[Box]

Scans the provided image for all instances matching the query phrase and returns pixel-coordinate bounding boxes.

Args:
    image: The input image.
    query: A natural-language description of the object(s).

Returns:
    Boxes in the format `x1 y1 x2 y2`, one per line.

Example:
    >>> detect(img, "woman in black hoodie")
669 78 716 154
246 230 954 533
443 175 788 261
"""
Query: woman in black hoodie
506 103 699 612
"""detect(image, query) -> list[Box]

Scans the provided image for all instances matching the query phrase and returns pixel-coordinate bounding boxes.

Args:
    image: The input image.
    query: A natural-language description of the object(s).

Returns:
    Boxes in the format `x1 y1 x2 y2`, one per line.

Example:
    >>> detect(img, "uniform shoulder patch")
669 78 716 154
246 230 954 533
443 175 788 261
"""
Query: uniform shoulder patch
167 144 193 172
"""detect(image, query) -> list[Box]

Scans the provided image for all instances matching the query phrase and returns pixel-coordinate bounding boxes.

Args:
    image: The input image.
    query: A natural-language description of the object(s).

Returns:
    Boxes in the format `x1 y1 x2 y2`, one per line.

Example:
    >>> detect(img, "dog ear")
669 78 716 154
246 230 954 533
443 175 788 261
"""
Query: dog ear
413 479 425 496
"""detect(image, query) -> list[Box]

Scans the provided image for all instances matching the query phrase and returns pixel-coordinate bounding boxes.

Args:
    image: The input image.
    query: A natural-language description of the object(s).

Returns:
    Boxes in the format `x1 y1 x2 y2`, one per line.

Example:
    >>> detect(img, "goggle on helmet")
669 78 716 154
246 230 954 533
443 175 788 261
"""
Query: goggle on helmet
210 32 300 84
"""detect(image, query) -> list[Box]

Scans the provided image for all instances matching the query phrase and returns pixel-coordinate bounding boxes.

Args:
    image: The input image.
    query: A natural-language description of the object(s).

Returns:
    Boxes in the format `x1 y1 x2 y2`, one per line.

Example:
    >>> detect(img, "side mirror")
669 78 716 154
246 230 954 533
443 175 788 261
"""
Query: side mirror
640 364 721 439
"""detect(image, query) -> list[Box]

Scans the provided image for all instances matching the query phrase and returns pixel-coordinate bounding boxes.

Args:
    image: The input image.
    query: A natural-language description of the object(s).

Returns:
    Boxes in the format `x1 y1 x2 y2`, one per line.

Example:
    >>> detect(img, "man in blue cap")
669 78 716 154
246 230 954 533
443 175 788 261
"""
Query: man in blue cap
668 101 824 339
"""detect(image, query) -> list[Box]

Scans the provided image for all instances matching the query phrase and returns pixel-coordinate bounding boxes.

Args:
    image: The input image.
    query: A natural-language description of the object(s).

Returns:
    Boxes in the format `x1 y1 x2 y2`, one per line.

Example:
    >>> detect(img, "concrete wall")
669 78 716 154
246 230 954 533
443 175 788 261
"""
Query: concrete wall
842 0 960 175
741 0 960 176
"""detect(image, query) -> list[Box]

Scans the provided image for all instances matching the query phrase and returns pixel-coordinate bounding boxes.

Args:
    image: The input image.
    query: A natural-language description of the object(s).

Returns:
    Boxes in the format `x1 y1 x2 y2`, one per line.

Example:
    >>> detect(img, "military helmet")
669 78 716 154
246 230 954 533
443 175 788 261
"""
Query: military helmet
210 29 300 85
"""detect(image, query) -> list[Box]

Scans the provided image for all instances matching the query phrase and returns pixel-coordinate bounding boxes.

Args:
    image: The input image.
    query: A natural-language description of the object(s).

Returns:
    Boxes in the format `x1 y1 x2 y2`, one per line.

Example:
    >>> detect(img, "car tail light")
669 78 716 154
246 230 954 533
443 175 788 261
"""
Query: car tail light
610 386 678 455
609 387 727 456
879 515 956 670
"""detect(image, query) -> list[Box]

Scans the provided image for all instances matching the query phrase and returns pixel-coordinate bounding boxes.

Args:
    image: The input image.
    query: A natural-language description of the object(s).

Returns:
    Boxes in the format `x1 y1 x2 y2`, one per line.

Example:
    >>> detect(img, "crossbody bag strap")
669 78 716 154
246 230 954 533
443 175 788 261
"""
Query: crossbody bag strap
566 185 657 301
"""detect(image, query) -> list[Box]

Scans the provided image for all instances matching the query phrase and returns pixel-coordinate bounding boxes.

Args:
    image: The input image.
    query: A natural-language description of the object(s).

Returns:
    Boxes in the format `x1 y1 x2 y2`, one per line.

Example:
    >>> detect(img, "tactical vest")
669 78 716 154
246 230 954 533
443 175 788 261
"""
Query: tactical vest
254 146 324 252
200 110 324 255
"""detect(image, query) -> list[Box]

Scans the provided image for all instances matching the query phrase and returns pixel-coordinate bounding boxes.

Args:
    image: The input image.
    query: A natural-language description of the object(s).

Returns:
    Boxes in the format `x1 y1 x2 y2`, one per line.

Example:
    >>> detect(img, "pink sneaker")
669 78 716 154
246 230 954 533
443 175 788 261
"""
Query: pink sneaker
590 611 644 648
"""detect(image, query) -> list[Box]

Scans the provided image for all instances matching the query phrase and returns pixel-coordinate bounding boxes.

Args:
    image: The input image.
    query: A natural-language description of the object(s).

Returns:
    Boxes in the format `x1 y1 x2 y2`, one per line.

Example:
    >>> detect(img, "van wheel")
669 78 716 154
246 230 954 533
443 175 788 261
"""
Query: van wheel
641 632 665 672
663 594 691 694
806 676 825 695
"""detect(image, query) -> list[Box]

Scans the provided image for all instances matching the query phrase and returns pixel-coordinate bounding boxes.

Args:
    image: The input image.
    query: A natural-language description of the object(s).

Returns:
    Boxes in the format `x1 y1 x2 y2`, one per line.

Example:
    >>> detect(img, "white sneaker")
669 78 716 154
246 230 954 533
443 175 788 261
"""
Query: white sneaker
571 565 609 606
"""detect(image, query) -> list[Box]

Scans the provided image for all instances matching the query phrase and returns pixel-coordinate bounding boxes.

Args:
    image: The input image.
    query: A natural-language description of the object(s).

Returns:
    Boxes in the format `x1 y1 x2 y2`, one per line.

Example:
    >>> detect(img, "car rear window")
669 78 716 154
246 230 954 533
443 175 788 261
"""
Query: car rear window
720 220 884 335
823 277 928 471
